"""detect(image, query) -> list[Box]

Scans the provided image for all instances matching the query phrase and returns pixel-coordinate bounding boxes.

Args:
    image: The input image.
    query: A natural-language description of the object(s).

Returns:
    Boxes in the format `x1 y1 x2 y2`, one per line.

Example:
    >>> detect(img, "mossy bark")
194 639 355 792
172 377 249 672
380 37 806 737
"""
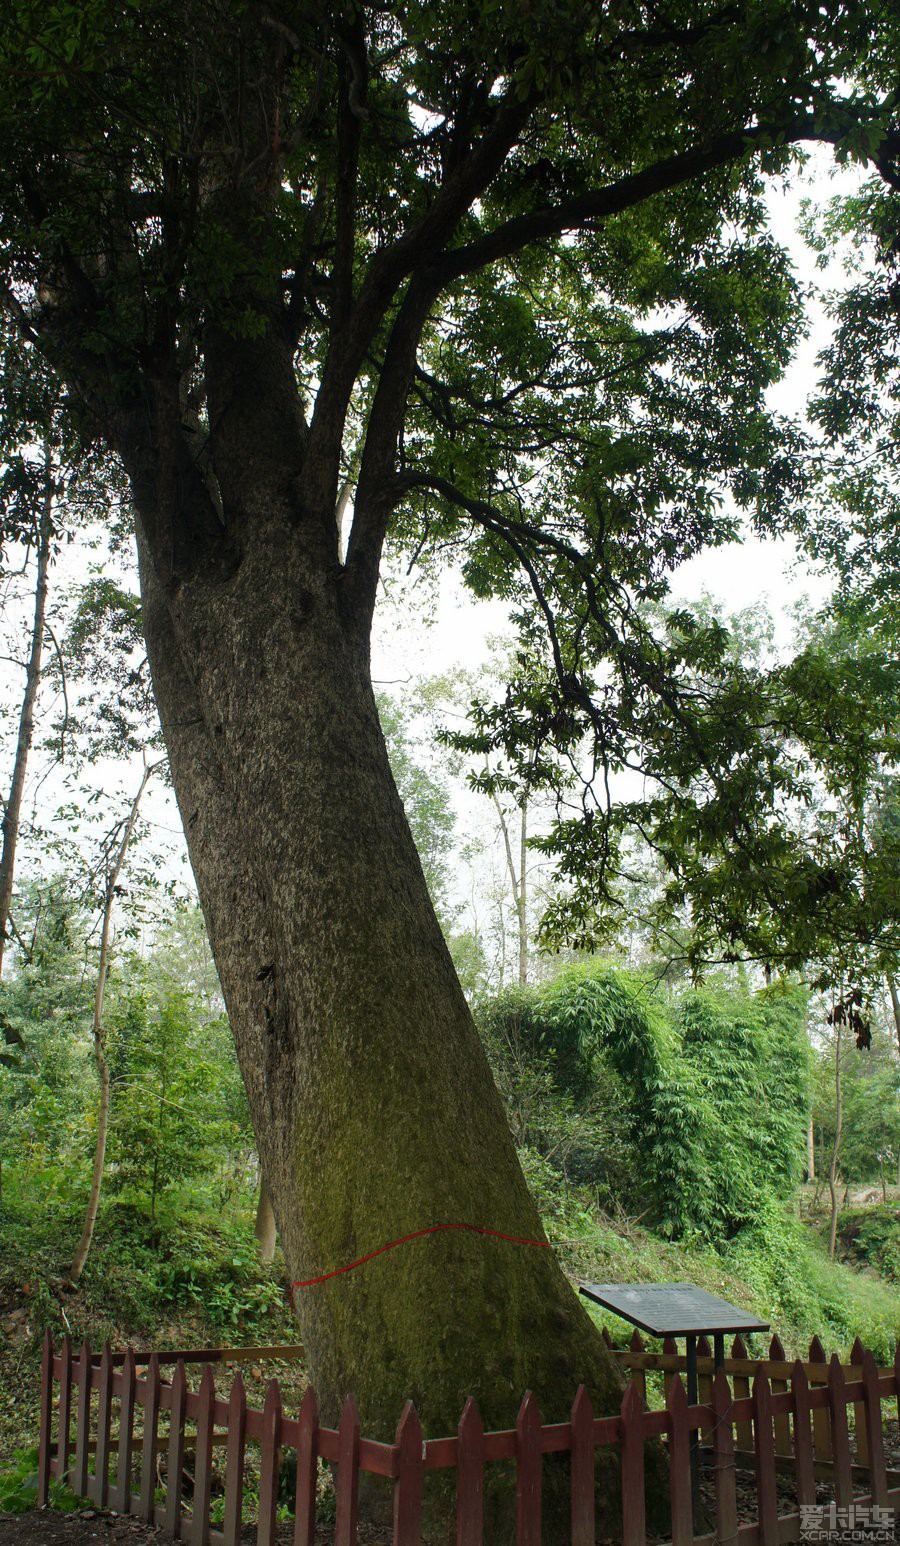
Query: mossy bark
132 475 661 1539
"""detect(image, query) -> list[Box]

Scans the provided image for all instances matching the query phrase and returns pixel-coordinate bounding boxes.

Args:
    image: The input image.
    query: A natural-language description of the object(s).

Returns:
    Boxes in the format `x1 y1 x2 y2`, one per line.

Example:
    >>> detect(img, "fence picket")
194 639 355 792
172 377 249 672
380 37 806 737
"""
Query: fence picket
334 1394 361 1546
620 1380 646 1546
95 1343 113 1508
257 1378 283 1546
808 1336 832 1461
57 1335 73 1490
712 1368 738 1546
847 1336 869 1471
861 1350 889 1507
827 1356 853 1508
138 1354 161 1521
74 1339 92 1499
37 1332 53 1508
456 1396 484 1546
165 1359 187 1539
791 1361 816 1508
293 1385 318 1546
665 1376 692 1546
731 1334 752 1454
515 1391 542 1546
138 1354 161 1522
768 1335 791 1457
222 1372 247 1546
752 1373 778 1546
192 1365 216 1546
569 1385 595 1546
117 1348 137 1513
393 1401 424 1546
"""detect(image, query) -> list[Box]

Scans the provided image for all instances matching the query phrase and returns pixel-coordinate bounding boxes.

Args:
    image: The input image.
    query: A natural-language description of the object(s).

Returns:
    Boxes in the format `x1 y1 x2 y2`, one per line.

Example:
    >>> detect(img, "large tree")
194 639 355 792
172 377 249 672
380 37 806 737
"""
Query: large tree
1 0 898 1531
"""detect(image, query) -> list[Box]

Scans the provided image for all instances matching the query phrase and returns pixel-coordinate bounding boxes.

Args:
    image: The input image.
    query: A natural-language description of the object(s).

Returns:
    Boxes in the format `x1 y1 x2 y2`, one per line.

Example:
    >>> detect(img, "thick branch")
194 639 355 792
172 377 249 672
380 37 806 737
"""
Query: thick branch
429 115 859 284
343 275 437 620
305 86 533 508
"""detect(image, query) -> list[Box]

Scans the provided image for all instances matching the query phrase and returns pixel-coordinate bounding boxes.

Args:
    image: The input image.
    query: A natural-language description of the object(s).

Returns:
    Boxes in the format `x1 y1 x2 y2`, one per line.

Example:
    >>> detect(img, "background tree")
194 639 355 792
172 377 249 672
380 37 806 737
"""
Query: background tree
70 755 158 1282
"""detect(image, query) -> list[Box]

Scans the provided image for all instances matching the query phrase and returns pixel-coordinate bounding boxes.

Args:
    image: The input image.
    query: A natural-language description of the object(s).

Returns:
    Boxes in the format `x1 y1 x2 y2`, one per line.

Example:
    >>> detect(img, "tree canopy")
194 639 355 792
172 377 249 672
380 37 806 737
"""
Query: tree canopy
4 0 897 977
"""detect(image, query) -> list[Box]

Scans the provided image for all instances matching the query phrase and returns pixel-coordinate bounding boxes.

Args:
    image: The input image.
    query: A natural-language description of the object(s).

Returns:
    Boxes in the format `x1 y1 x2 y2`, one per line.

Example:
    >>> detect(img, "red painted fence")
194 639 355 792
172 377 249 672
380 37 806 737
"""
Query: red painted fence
37 1330 900 1545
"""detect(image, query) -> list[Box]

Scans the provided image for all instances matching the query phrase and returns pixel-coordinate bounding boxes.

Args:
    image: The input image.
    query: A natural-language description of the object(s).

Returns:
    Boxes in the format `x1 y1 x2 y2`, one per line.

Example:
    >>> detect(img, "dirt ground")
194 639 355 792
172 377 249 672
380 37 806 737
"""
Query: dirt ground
0 1515 395 1545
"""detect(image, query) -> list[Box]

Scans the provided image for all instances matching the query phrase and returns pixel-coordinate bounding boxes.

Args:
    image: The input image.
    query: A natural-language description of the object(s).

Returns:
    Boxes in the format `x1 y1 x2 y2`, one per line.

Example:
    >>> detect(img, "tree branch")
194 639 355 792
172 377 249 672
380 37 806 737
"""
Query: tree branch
428 115 855 285
304 84 534 509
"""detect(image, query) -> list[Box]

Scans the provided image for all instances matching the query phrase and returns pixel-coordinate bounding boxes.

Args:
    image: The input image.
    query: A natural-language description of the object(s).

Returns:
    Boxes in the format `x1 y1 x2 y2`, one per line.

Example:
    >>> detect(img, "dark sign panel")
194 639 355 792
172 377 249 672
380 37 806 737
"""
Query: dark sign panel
579 1282 770 1337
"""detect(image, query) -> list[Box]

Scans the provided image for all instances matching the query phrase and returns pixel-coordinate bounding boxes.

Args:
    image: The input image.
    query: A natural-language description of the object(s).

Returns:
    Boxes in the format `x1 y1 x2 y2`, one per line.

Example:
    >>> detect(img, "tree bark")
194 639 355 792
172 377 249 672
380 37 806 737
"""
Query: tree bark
254 1175 277 1263
806 1114 815 1182
132 503 635 1537
70 757 154 1282
0 449 53 977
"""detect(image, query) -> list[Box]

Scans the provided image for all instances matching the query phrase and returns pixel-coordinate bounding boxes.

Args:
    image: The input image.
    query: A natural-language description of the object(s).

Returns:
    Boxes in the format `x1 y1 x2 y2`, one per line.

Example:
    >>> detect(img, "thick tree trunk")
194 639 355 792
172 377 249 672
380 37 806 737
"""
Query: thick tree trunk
0 461 53 977
134 509 636 1536
254 1175 277 1263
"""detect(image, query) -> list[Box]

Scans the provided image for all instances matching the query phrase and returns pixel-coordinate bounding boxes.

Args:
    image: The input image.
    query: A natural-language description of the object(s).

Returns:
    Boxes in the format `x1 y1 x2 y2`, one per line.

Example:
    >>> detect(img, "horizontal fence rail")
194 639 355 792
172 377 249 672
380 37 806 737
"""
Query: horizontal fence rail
37 1330 900 1545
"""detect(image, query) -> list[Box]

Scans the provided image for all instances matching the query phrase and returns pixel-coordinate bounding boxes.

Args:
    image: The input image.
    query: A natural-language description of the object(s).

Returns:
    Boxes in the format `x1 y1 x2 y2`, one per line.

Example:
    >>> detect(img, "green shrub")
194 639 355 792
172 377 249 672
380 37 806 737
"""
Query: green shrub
478 965 811 1244
0 1448 85 1514
836 1207 900 1283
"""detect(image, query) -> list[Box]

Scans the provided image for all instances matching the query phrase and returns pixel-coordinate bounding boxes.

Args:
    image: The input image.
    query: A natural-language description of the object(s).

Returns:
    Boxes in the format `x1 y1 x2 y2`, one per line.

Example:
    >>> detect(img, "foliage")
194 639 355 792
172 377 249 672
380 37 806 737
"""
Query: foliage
478 965 810 1241
0 1447 84 1514
835 1206 900 1284
678 983 810 1236
107 985 252 1219
0 882 95 1184
812 1015 900 1184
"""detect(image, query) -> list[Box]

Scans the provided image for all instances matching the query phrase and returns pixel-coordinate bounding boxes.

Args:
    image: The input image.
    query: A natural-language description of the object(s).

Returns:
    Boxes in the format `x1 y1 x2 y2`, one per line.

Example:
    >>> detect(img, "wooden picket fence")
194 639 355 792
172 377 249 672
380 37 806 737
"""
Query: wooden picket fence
37 1328 900 1545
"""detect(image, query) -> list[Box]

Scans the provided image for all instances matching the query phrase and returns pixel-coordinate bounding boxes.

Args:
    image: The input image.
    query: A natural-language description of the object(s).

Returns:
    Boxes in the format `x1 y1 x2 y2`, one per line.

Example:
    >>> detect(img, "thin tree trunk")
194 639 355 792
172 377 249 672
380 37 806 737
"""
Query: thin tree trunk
518 802 528 986
254 1175 277 1263
489 773 528 986
70 757 155 1282
807 1114 815 1182
888 975 900 1059
0 450 53 977
828 1023 843 1260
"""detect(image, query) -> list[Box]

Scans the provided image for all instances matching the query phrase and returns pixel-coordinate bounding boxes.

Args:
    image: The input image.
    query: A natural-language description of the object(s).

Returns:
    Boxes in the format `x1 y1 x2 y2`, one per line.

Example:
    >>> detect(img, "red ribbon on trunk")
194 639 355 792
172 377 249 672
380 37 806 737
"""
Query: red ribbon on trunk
288 1221 551 1303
